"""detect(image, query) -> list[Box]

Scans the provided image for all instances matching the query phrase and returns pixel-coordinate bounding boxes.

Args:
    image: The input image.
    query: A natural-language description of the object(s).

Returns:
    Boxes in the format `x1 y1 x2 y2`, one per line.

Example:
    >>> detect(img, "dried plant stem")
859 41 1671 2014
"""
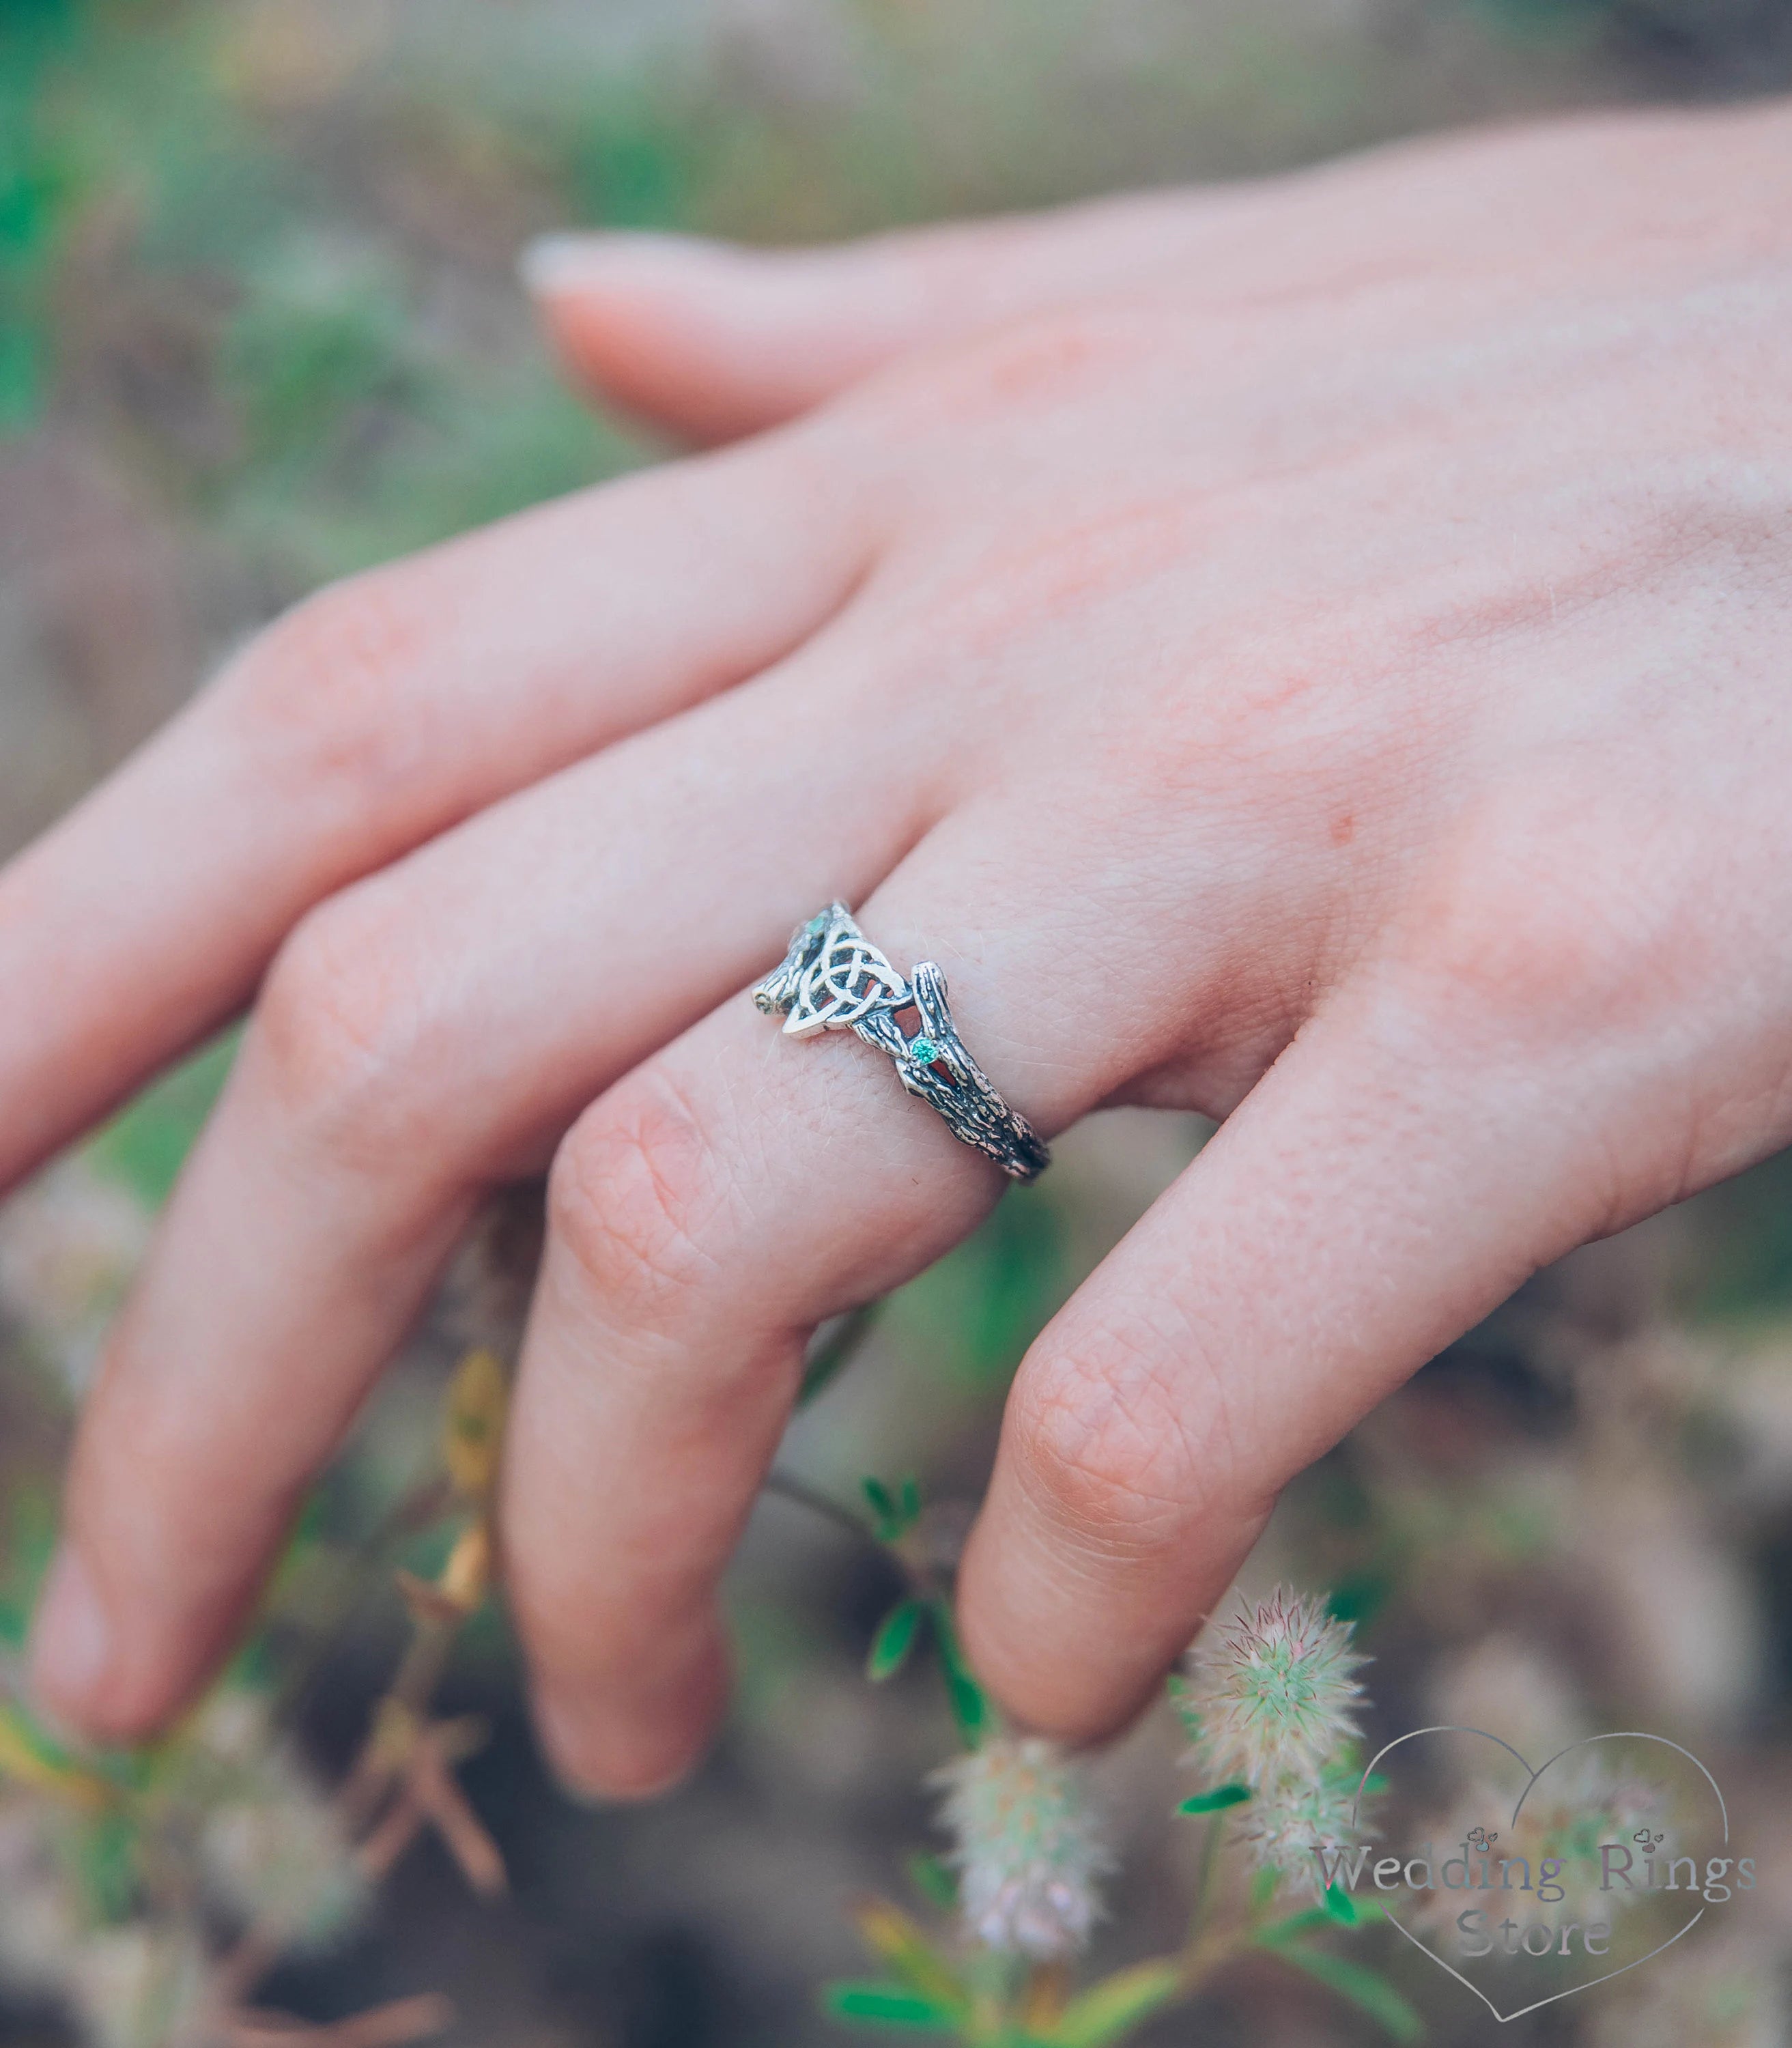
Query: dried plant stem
1186 1810 1225 1950
1176 1925 1240 1995
208 1490 502 2044
762 1469 883 1552
270 1470 456 1732
761 1469 950 1606
1019 1959 1070 2029
796 1301 881 1408
225 1993 455 2048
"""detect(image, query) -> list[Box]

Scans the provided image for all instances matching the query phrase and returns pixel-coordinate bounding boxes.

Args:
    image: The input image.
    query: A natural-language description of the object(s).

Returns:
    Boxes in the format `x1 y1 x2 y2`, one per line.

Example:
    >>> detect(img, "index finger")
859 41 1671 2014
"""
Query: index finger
0 430 867 1189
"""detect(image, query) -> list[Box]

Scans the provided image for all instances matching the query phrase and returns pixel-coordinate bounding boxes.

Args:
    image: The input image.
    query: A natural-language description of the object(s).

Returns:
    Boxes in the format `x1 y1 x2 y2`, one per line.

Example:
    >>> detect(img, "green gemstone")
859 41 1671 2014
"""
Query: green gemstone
909 1036 939 1064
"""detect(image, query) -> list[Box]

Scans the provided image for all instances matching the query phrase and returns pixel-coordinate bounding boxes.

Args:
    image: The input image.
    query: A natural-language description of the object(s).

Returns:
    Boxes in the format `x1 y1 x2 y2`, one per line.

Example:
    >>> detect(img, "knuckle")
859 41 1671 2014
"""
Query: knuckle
222 567 441 802
255 893 426 1162
873 302 1163 436
1400 783 1700 1051
1012 1320 1240 1560
879 494 1214 692
548 1069 730 1324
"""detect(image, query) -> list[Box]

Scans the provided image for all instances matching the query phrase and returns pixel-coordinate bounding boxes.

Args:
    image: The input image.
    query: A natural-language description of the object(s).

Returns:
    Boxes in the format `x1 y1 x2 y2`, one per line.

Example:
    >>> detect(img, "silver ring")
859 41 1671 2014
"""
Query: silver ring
752 903 1051 1183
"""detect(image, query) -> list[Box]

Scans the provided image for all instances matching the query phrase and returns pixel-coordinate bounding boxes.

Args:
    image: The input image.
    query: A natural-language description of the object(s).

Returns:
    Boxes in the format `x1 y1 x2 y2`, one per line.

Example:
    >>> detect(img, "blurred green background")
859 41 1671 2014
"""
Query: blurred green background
3 3 1792 2045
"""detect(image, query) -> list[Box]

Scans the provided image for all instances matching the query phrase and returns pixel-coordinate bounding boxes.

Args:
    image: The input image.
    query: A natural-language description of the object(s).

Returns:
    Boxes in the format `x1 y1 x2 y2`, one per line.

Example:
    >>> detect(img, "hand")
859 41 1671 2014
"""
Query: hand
17 100 1792 1793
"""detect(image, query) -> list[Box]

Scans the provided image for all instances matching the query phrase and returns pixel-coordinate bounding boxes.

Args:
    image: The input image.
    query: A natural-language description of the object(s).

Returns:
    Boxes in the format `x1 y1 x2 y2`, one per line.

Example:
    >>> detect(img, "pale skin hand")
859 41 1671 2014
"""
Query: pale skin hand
15 100 1792 1793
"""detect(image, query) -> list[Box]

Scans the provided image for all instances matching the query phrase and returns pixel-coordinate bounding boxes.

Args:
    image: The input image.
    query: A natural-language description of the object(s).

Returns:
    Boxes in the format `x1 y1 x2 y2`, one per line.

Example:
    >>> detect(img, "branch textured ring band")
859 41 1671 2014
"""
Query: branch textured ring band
752 903 1051 1183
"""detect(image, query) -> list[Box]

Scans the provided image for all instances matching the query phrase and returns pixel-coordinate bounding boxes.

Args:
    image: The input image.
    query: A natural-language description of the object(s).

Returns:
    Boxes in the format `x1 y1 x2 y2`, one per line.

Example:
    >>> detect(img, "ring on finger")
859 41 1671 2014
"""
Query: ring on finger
752 902 1050 1182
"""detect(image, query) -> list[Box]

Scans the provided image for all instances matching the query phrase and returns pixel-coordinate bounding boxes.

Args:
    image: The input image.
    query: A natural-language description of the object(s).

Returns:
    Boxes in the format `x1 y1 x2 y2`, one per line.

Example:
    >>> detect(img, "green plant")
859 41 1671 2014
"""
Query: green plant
793 1423 1420 2047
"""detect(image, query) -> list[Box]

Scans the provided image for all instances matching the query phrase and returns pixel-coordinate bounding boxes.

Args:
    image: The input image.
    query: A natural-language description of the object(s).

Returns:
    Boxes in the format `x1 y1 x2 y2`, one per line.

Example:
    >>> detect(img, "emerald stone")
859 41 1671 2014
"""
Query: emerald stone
909 1036 939 1064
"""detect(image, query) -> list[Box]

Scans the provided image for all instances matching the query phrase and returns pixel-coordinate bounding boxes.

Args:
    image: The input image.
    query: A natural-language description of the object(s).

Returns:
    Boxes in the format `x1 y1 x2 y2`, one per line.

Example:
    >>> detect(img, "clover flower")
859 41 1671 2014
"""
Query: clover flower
1178 1586 1367 1789
932 1737 1110 1960
1175 1588 1374 1898
1501 1748 1668 1924
72 1925 209 2048
1402 1748 1670 1935
199 1761 363 1945
0 1159 150 1395
1232 1769 1365 1900
1587 1933 1784 2048
0 1801 82 1996
187 1693 365 1944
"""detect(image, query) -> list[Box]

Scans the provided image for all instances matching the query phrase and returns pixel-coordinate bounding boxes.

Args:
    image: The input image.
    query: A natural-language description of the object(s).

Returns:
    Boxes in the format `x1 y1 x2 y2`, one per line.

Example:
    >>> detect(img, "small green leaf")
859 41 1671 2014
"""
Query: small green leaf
75 1809 141 1923
851 1898 969 2015
907 1852 958 1911
1324 1881 1359 1924
868 1599 928 1681
1257 1907 1331 1946
823 1981 958 2032
1249 1865 1280 1916
1269 1948 1423 2044
930 1602 991 1748
1176 1782 1251 1815
1048 1961 1184 2048
859 1472 922 1541
946 1668 986 1746
862 1477 900 1526
0 1703 116 1812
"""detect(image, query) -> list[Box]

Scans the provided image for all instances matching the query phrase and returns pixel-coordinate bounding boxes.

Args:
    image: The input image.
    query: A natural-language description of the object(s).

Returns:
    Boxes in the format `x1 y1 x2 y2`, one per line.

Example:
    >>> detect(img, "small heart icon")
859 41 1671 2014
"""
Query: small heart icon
1350 1727 1730 2025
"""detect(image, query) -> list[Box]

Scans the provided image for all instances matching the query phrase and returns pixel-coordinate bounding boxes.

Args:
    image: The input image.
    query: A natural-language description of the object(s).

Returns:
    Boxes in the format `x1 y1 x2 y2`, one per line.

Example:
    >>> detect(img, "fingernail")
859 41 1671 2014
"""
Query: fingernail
535 1687 623 1802
517 233 597 296
534 1689 605 1803
29 1546 113 1725
534 1688 689 1806
518 232 642 296
516 230 707 298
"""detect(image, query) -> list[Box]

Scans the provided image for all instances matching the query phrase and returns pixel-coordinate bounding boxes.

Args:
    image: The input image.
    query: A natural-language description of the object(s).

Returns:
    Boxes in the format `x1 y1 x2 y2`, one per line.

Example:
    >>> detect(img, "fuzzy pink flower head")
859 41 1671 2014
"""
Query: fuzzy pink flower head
931 1737 1110 1961
1178 1587 1368 1788
1232 1769 1366 1900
